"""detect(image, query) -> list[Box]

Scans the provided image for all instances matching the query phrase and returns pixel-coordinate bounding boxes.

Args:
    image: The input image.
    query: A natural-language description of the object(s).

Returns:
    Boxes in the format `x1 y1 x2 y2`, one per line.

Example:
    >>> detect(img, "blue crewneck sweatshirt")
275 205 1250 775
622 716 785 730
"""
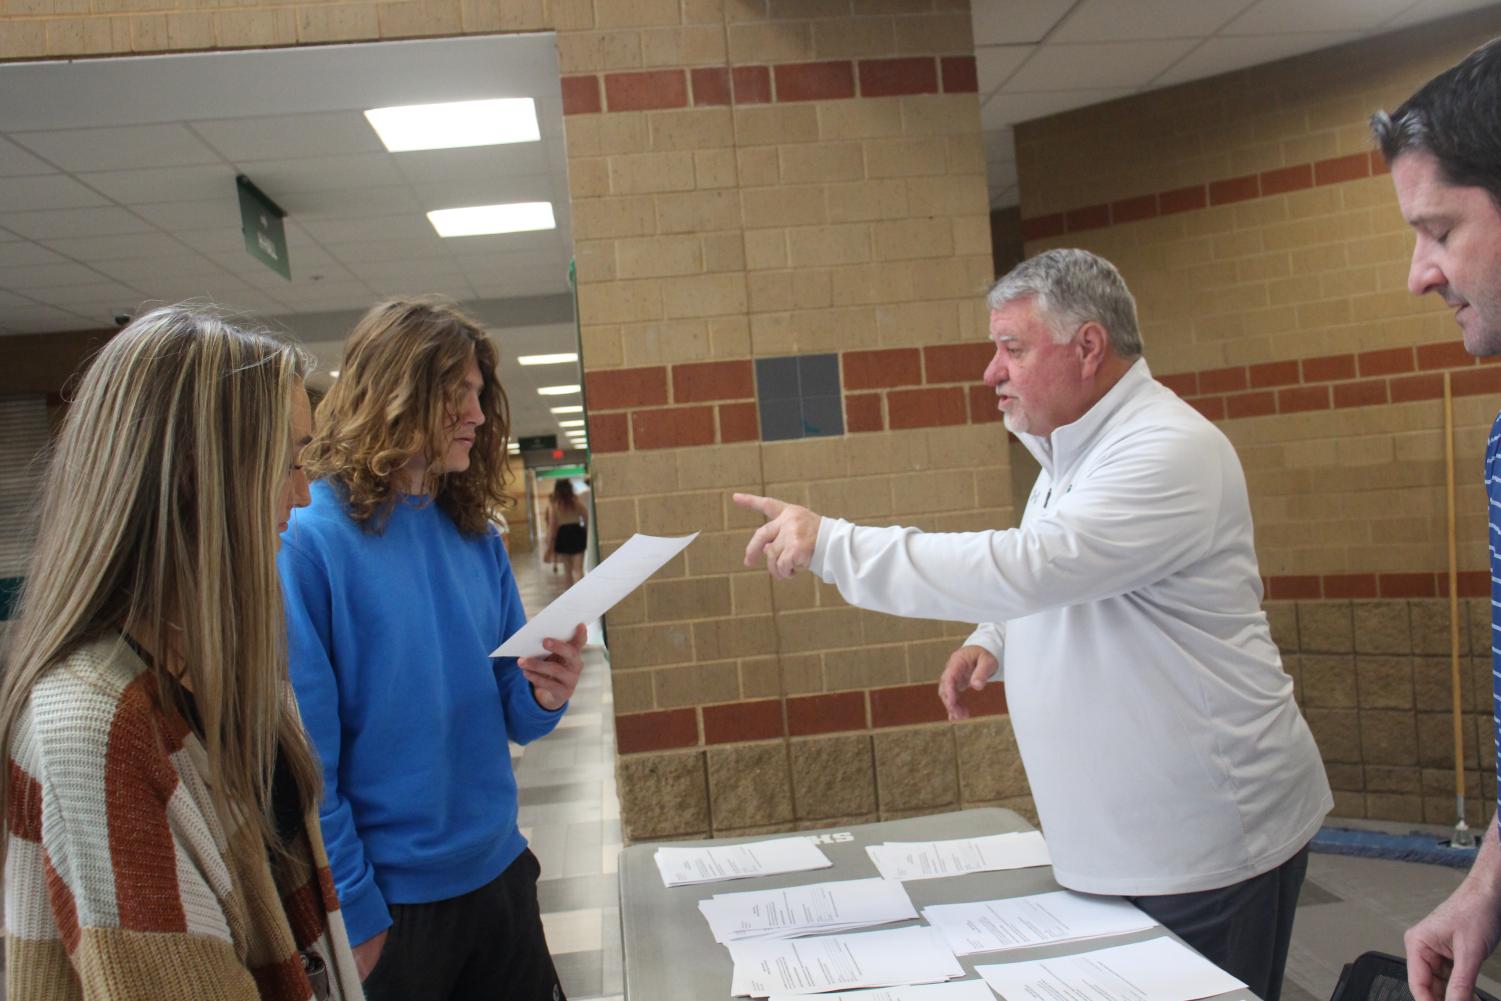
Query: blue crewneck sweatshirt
279 480 563 945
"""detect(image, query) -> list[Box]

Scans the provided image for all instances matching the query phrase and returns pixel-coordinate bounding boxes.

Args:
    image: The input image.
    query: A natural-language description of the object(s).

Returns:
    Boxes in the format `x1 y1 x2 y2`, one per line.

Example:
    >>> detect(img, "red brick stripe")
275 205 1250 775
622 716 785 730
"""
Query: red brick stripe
787 692 866 736
603 70 688 112
703 699 784 744
615 708 698 754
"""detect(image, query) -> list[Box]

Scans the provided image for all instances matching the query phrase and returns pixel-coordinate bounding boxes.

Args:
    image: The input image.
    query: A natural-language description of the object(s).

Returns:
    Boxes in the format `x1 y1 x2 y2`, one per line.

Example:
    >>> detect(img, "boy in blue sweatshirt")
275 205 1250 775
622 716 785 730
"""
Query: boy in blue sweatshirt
280 298 584 1000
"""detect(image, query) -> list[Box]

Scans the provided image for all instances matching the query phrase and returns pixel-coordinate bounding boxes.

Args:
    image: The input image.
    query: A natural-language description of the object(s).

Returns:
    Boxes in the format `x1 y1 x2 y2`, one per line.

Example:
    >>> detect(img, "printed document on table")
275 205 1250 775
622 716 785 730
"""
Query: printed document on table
923 890 1157 955
729 925 964 997
866 831 1050 881
655 837 832 887
976 936 1246 1001
493 532 696 658
766 981 998 1001
698 877 917 942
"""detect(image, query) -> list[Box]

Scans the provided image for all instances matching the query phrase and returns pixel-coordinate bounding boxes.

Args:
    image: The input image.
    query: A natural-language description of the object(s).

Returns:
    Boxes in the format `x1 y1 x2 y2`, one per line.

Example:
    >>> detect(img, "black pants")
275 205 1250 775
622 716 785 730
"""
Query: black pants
363 850 566 1001
1127 843 1310 1001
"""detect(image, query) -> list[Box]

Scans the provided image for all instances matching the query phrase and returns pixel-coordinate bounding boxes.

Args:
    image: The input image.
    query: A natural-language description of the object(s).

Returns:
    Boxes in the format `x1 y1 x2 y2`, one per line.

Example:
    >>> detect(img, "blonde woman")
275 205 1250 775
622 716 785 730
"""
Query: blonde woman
280 298 584 1000
0 306 363 1001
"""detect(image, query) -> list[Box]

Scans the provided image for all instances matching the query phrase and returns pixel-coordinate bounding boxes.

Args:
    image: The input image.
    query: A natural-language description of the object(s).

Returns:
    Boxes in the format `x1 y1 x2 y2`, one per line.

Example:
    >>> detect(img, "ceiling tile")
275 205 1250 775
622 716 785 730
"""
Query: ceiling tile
983 128 1016 165
145 275 260 301
0 175 110 212
1153 32 1359 86
981 88 1134 129
971 0 1077 44
11 124 221 172
0 136 55 176
43 231 191 263
94 253 231 283
28 281 144 308
975 46 1036 98
175 228 256 255
414 177 557 211
1384 0 1501 28
1054 0 1258 41
77 164 237 205
132 198 245 232
279 184 424 219
3 261 114 289
1223 0 1414 34
0 241 70 268
0 206 154 240
394 142 552 185
0 306 93 334
239 154 404 195
299 214 438 245
190 112 385 162
990 184 1020 209
1004 39 1201 91
321 237 449 263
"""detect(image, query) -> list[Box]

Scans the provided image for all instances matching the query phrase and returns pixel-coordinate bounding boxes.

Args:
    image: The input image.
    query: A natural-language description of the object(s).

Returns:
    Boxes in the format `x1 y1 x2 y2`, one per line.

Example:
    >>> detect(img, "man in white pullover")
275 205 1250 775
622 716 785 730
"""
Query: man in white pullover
735 249 1331 1001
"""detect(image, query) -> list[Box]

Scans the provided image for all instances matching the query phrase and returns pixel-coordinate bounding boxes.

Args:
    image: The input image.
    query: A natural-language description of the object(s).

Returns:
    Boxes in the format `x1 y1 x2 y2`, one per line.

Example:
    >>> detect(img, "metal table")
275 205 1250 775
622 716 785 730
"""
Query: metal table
618 807 1261 1001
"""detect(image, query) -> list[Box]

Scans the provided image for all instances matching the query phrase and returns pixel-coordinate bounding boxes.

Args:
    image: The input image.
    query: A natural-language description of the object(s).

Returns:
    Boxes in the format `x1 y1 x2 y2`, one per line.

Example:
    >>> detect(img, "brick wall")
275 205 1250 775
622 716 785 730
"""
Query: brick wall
1015 7 1501 823
1 1 1021 841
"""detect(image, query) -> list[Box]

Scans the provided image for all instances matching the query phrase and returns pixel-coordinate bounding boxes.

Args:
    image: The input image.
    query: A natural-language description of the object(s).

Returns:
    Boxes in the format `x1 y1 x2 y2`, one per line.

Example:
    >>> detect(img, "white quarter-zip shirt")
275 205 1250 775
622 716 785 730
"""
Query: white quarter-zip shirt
810 359 1331 895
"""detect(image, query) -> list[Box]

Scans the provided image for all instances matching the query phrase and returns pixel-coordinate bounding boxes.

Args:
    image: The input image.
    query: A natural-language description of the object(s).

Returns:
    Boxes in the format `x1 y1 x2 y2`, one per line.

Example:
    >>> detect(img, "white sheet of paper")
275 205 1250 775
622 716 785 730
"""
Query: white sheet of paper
923 891 1157 956
766 981 998 1001
698 877 917 942
865 832 1051 881
975 936 1246 1001
729 925 964 997
655 837 832 887
492 532 697 658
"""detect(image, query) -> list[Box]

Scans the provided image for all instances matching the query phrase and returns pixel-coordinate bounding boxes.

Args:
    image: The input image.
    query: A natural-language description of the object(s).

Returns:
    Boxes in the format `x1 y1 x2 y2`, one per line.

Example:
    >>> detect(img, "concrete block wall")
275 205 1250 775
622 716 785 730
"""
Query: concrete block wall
1 1 1021 841
1013 8 1501 823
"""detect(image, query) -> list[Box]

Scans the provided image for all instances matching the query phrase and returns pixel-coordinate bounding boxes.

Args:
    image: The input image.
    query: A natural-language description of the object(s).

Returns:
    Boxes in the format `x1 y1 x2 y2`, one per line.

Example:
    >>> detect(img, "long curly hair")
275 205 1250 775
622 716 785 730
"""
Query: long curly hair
303 297 511 537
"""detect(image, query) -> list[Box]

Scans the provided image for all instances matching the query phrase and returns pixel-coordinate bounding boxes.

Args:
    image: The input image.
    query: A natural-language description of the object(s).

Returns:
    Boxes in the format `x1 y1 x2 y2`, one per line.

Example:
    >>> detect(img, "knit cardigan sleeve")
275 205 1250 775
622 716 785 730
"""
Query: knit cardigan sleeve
5 654 263 1001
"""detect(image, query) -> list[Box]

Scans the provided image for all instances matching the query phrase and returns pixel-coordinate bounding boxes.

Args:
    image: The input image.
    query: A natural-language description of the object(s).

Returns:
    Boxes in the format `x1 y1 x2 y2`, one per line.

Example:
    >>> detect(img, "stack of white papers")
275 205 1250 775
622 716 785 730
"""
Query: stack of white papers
730 925 965 998
866 832 1050 881
699 877 918 942
767 982 997 1001
655 837 832 887
976 936 1246 1001
923 891 1158 956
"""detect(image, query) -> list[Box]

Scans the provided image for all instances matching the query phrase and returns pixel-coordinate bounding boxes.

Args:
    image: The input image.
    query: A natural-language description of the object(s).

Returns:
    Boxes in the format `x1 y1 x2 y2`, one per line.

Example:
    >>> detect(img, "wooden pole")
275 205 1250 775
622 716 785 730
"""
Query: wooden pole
1443 372 1473 844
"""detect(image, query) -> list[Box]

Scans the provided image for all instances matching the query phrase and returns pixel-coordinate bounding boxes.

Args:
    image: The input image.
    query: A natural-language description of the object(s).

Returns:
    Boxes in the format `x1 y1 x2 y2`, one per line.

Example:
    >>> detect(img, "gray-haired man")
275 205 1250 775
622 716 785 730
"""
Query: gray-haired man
1373 38 1501 1001
735 249 1331 1000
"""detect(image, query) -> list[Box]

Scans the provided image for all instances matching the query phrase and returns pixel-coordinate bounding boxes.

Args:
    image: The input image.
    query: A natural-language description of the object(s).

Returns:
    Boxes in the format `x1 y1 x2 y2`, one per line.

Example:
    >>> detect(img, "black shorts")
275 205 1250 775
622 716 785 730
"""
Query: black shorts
553 523 587 555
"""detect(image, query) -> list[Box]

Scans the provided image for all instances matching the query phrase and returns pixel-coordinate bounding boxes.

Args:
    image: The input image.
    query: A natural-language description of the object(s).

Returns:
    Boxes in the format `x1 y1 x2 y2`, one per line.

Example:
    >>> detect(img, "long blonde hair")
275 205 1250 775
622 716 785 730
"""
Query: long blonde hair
304 297 511 537
0 304 322 859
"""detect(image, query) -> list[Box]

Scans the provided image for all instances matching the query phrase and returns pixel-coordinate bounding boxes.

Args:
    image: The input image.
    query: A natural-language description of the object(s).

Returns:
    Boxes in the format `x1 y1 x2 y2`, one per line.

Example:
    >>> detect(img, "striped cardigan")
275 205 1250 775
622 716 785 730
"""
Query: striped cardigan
4 635 364 1001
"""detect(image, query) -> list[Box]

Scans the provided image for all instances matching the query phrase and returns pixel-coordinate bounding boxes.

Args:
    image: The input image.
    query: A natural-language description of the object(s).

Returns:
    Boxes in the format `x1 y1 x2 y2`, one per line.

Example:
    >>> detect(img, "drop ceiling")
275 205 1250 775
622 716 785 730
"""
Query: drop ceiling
973 0 1501 208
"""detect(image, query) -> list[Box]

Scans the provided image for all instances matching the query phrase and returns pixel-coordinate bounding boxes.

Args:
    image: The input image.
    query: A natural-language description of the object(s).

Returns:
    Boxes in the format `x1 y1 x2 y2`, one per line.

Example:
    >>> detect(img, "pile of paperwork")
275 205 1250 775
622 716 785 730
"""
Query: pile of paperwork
866 832 1050 881
976 936 1247 1001
699 877 917 942
767 983 997 1001
923 890 1157 956
655 837 832 887
729 925 965 997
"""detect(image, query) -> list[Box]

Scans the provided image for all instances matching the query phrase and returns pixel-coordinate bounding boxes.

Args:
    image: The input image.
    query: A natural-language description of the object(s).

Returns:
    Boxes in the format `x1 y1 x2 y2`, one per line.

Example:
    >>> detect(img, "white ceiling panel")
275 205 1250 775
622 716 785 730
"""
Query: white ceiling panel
394 143 553 185
1385 0 1501 28
28 282 145 308
0 242 69 268
94 253 231 283
1225 0 1416 33
131 198 245 232
174 227 259 256
241 154 405 195
298 214 437 244
3 261 113 289
0 175 110 212
11 124 220 172
1053 0 1258 41
440 230 559 256
321 236 448 263
191 112 385 162
0 306 93 333
1005 39 1201 91
279 184 425 219
972 0 1077 44
78 164 237 206
1153 32 1359 85
43 232 192 262
0 206 154 240
982 88 1134 129
415 178 558 212
0 136 54 176
975 45 1036 96
984 127 1017 164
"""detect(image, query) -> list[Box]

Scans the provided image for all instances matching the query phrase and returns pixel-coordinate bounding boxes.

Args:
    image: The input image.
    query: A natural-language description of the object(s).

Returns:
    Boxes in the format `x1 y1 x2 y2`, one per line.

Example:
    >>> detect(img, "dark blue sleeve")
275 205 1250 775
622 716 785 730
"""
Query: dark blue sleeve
491 533 565 744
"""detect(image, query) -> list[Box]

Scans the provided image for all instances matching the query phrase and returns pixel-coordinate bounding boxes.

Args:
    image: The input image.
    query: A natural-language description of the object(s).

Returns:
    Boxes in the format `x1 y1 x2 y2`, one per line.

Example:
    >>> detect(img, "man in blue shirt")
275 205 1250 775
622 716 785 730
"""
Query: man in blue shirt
280 297 584 1000
1373 38 1501 1001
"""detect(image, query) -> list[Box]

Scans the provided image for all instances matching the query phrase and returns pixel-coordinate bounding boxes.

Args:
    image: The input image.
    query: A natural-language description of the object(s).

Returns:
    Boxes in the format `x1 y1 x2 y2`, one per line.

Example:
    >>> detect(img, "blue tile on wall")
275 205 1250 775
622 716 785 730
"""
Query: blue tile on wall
797 353 841 397
758 396 804 441
800 395 844 437
755 356 801 400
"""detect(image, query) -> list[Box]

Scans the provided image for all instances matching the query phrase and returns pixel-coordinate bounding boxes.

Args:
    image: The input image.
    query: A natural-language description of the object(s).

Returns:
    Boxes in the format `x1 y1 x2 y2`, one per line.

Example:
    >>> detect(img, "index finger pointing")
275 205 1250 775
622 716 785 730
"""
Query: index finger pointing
732 493 786 520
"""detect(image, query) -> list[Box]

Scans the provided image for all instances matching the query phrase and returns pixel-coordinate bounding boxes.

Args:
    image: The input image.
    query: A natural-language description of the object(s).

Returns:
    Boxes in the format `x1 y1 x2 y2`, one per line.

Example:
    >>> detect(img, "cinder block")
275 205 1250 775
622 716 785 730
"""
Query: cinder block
619 751 710 841
790 734 877 819
874 726 958 812
708 742 794 830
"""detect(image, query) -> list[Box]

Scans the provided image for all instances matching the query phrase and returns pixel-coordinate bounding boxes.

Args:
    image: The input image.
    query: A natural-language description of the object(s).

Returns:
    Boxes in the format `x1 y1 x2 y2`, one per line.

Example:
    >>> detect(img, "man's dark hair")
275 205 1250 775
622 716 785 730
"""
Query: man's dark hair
1371 37 1501 207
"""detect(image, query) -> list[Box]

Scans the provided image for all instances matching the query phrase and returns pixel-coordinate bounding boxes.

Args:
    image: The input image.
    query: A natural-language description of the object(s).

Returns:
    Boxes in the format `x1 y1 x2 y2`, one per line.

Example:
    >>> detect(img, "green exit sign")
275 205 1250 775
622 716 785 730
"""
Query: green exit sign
237 175 290 280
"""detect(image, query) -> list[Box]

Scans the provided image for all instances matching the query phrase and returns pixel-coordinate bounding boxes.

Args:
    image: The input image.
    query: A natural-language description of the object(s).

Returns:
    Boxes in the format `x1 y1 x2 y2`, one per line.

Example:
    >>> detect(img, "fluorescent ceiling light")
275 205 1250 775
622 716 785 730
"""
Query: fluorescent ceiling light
550 405 583 414
558 420 585 428
518 353 578 366
328 370 340 378
537 385 580 396
364 98 539 152
428 202 555 238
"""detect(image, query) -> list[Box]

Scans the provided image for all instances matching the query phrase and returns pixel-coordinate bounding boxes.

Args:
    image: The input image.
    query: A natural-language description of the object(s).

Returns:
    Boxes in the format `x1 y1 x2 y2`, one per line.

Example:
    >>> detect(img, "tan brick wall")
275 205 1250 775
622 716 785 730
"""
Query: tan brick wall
1015 8 1501 823
0 0 1021 841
